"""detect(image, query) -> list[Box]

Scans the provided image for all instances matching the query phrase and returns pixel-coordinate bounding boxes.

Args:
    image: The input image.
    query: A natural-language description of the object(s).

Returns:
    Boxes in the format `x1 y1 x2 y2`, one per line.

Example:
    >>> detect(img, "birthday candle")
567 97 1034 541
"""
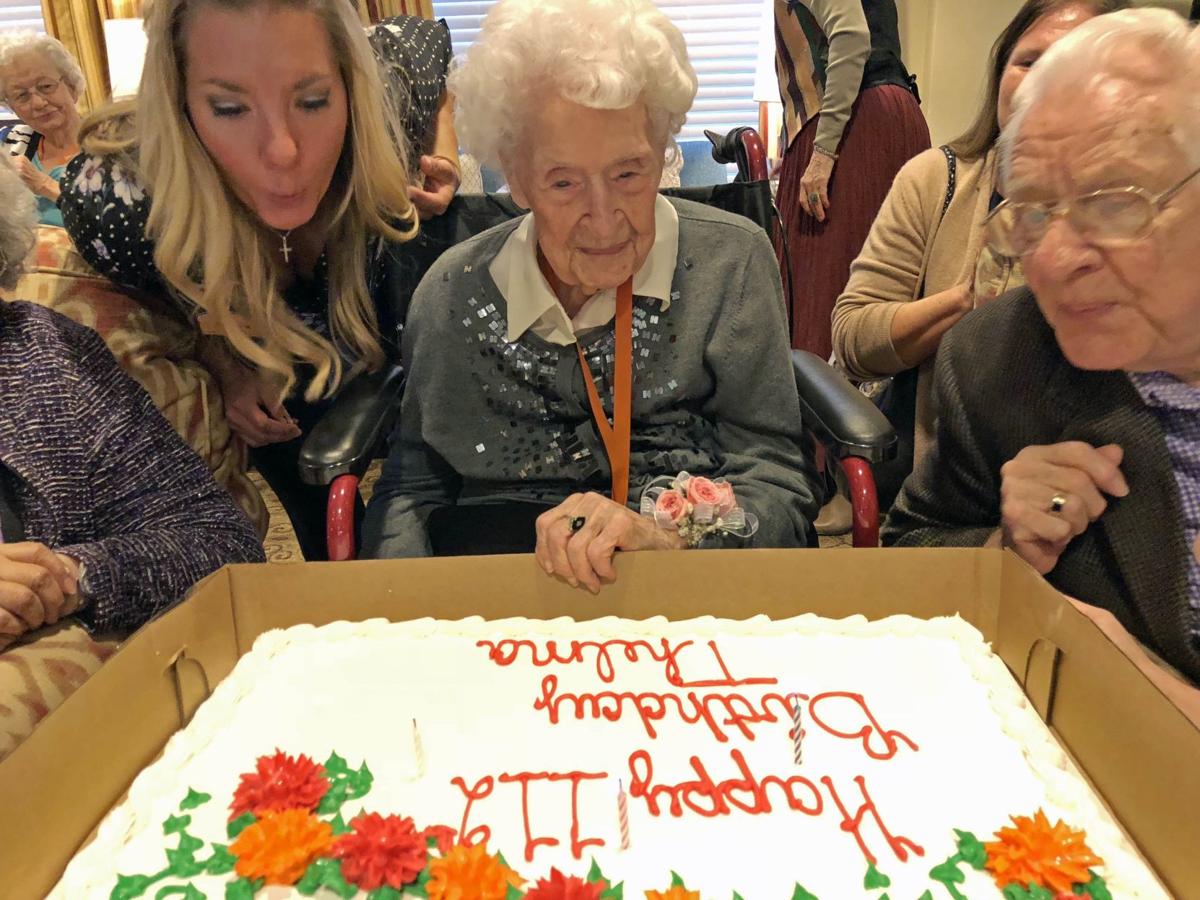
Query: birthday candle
790 694 804 766
617 779 631 851
412 718 426 778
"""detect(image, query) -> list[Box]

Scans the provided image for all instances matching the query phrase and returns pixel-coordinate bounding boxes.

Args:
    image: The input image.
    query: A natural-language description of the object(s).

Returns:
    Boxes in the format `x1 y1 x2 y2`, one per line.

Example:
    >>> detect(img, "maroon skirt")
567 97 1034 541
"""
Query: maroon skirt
776 83 930 357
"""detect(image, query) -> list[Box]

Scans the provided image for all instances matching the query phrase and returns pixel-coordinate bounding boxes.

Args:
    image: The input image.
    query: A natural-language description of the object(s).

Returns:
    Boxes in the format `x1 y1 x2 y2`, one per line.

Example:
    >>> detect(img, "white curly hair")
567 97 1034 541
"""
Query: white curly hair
999 7 1200 183
0 32 86 102
0 161 36 289
448 0 698 172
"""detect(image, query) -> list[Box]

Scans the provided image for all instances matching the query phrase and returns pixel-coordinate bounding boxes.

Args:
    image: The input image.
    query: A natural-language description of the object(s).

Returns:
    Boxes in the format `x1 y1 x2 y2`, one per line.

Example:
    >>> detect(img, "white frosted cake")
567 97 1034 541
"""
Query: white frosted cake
53 614 1166 899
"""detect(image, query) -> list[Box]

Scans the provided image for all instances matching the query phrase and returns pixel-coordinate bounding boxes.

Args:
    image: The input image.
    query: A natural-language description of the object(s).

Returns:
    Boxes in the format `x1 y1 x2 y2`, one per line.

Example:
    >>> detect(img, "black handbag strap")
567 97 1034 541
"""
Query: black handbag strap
939 145 958 217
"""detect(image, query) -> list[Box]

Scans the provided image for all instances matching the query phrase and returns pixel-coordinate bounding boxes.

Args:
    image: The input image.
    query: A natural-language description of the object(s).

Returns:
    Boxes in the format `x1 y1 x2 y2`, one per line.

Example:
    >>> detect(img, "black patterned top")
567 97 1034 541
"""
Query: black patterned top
59 16 452 352
0 302 265 633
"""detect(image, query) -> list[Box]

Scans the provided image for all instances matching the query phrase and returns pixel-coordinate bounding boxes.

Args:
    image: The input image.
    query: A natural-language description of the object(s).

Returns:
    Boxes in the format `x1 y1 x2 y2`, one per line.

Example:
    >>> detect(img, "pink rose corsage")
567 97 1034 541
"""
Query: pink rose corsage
639 472 758 547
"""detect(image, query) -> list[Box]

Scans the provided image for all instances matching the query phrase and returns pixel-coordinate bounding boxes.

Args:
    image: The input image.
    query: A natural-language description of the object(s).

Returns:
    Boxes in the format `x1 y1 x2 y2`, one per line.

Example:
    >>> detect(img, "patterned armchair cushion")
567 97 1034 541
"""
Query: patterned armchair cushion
0 226 267 536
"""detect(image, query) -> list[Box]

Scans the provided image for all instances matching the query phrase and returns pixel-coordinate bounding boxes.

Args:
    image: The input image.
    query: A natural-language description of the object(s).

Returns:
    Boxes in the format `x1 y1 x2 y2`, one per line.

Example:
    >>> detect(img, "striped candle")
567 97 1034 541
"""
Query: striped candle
412 717 426 778
617 779 631 850
790 694 804 766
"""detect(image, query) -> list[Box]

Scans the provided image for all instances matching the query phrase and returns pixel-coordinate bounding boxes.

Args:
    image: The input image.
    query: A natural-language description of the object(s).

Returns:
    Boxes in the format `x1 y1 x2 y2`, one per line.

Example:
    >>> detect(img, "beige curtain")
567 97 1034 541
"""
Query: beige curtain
354 0 434 25
40 0 108 113
39 0 142 114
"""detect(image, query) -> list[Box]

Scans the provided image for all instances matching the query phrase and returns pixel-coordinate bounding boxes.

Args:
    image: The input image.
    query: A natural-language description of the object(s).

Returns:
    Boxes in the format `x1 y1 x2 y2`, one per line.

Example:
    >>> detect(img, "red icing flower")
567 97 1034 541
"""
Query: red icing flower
524 867 607 900
422 823 458 855
229 750 330 820
331 813 428 890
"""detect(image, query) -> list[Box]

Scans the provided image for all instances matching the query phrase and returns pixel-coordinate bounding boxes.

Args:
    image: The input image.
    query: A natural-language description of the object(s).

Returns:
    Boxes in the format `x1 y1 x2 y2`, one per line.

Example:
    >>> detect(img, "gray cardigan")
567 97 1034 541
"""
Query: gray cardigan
362 198 820 557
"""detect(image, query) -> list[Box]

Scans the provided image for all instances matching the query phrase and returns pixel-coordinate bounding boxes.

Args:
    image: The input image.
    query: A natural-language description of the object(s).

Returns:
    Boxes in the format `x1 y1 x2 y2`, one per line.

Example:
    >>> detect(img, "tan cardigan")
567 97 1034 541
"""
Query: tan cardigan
831 146 1017 461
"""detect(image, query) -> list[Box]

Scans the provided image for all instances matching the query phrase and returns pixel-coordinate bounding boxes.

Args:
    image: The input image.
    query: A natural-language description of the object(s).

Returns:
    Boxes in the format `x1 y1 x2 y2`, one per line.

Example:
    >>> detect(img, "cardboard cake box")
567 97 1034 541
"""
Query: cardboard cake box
3 548 1198 898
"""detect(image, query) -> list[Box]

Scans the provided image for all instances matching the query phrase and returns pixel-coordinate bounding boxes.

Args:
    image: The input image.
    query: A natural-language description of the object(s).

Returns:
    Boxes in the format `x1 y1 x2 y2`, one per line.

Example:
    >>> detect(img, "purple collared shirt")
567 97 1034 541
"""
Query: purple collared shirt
1128 371 1200 644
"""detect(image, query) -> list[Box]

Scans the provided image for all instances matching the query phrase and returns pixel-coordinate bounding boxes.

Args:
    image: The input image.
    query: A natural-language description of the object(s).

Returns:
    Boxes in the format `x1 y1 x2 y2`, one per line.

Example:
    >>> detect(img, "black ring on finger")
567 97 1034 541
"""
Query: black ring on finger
569 516 586 533
1049 493 1067 515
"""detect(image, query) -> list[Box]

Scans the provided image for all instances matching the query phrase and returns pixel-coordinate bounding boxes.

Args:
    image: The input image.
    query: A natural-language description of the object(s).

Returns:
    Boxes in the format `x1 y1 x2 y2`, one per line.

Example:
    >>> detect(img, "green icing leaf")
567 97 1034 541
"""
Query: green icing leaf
294 857 354 899
368 888 404 900
863 862 891 889
504 885 523 900
325 751 350 774
224 879 261 900
496 851 510 868
1001 886 1033 900
406 875 430 900
154 886 205 900
330 812 353 836
178 833 204 854
1000 885 1053 900
204 845 237 875
600 881 624 900
1076 872 1113 900
953 829 988 870
587 859 605 883
917 893 934 900
164 848 204 879
669 871 686 888
179 789 212 811
928 858 967 900
163 814 191 835
732 893 746 900
878 894 890 900
111 871 168 900
790 885 819 900
226 813 256 840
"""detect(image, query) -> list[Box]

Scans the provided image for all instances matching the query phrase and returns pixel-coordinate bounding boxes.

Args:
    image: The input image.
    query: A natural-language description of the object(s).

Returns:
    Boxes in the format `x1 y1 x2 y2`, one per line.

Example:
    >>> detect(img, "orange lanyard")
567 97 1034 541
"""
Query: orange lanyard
575 278 633 507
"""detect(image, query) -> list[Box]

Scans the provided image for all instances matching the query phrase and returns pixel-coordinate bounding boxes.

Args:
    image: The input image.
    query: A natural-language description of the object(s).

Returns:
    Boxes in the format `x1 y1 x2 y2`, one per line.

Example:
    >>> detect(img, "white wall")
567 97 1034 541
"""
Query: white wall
896 0 1024 147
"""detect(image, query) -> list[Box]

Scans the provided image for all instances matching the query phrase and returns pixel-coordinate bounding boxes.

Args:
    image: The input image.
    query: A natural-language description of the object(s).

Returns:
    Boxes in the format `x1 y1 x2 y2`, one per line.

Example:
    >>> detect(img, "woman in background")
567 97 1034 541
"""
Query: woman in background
831 0 1124 507
773 0 929 358
60 0 454 559
0 33 84 226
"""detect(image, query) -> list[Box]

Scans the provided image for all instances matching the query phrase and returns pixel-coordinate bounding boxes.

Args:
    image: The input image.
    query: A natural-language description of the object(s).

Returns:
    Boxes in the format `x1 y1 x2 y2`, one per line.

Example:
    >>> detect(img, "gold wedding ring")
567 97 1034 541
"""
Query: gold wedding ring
1049 494 1067 514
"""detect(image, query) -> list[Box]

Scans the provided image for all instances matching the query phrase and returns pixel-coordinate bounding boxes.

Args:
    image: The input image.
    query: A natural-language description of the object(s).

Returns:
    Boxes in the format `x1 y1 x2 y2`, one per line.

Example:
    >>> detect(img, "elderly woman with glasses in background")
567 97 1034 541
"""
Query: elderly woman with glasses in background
885 8 1200 689
0 33 84 226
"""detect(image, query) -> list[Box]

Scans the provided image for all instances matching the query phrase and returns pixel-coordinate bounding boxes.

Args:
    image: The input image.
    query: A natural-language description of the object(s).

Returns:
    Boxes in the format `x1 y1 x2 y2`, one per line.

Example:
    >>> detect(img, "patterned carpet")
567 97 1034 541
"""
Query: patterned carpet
254 462 851 562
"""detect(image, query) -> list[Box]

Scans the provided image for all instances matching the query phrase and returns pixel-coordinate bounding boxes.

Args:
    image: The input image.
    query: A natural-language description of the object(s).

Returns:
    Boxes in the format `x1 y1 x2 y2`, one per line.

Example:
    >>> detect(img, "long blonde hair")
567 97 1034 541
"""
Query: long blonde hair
81 0 418 401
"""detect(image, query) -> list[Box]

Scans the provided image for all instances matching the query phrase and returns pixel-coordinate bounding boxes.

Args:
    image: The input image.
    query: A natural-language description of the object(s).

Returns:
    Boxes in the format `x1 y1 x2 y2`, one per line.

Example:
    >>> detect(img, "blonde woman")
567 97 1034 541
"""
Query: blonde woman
60 1 455 559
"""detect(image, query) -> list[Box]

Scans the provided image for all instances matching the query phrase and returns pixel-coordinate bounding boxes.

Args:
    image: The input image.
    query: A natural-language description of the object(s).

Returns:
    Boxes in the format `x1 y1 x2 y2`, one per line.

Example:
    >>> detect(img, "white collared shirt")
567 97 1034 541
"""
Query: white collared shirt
490 194 680 346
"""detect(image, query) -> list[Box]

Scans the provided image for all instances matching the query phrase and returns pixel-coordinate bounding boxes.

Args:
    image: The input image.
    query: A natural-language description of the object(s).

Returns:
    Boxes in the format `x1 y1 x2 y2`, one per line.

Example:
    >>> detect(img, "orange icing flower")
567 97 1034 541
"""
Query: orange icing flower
231 808 333 885
985 809 1104 893
645 888 701 900
426 842 524 900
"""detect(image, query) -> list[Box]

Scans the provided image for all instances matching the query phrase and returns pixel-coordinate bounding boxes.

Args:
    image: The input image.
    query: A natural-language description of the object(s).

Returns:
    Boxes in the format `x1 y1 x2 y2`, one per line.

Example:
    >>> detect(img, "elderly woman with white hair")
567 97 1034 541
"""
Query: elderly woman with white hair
885 8 1200 687
0 33 84 226
363 0 822 587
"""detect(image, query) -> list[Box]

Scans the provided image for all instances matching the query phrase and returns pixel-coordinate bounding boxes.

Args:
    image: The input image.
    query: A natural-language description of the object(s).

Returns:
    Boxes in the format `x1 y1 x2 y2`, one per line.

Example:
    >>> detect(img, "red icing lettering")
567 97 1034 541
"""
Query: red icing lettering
534 675 796 743
627 748 823 819
450 775 494 847
477 638 776 688
808 692 918 759
822 774 924 866
496 770 608 863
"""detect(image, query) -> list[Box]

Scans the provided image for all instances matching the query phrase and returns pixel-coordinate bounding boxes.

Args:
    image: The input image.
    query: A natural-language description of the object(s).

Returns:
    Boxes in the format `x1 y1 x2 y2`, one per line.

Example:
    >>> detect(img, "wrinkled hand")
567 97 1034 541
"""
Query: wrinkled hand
0 543 80 652
798 151 835 222
8 154 58 200
214 367 301 448
534 492 686 592
999 442 1128 574
408 155 460 220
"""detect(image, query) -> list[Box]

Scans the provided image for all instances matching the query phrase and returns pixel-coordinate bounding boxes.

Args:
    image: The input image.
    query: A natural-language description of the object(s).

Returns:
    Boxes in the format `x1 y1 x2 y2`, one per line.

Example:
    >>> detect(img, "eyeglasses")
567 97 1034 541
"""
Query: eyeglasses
6 76 64 108
984 166 1200 258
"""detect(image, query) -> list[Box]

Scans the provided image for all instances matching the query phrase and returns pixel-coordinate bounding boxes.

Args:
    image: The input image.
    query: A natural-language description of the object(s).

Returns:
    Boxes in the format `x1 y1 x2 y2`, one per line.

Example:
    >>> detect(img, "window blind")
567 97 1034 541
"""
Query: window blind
430 0 764 142
0 1 44 35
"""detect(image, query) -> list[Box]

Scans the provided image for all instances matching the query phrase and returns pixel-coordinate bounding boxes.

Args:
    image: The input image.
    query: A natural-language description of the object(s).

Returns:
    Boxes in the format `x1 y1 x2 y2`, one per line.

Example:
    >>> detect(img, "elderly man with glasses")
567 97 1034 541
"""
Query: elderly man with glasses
884 8 1200 688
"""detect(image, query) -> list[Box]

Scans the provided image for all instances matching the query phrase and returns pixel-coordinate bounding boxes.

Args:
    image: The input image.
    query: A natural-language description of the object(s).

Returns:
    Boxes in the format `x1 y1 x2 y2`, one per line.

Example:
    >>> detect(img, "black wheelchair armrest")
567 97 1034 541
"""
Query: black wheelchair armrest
297 363 406 486
791 350 897 464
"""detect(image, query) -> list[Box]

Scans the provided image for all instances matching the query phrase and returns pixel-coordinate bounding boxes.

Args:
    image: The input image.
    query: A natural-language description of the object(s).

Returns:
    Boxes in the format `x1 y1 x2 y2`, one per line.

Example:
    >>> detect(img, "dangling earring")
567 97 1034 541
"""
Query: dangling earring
279 230 293 264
